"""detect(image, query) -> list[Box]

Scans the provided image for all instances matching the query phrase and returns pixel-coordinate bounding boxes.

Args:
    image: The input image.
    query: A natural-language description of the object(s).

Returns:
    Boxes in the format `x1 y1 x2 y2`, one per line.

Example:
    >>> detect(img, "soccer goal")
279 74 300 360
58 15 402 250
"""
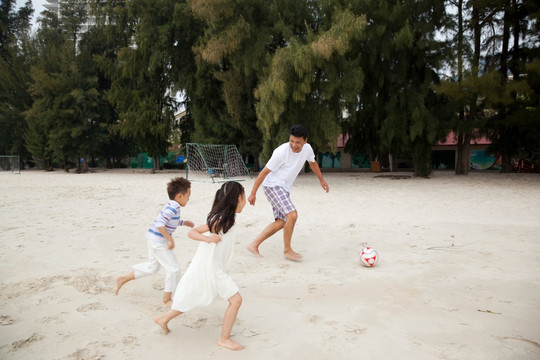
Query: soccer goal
0 155 20 174
186 143 251 183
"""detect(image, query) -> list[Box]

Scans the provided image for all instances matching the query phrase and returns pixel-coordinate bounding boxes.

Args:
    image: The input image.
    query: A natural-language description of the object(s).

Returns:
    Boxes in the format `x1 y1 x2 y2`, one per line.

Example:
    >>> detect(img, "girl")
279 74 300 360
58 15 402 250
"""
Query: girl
154 181 247 351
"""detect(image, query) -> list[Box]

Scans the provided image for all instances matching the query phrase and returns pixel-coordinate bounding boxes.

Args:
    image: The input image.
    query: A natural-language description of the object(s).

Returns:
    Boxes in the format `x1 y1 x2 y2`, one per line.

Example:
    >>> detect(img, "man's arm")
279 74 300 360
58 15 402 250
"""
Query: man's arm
308 161 329 192
248 166 271 205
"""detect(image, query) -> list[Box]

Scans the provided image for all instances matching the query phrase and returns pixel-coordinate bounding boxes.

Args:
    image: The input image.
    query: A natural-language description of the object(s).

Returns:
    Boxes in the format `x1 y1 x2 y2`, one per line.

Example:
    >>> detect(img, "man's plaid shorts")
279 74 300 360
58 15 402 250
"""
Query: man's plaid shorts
263 186 296 221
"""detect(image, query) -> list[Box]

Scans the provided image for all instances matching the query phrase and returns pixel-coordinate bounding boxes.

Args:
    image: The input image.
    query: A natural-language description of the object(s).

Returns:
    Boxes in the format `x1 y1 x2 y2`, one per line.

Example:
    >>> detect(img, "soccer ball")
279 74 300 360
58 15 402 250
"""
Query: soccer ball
359 247 379 267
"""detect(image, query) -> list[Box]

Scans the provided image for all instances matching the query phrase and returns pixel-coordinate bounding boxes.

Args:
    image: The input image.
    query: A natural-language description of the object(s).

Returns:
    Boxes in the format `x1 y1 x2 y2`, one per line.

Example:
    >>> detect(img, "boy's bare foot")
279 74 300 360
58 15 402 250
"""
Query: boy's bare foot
217 338 245 351
284 249 302 261
115 272 134 295
154 316 170 334
246 244 262 257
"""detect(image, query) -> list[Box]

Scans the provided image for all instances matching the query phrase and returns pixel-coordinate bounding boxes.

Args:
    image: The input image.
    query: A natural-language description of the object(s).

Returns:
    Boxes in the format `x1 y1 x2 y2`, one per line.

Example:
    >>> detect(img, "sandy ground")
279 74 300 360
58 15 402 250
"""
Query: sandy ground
0 169 539 360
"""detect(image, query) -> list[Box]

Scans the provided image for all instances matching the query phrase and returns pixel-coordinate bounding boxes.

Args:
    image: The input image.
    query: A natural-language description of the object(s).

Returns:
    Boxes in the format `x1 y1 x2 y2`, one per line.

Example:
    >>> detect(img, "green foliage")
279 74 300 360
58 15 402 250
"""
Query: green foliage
3 0 539 174
25 7 103 171
255 4 366 161
105 0 188 169
0 0 34 160
487 59 540 164
340 0 451 177
437 0 540 173
189 0 289 159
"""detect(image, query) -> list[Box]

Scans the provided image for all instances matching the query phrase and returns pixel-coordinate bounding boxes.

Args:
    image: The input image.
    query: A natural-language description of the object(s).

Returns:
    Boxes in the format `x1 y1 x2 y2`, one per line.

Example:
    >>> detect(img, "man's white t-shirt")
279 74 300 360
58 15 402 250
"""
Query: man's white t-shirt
262 142 316 192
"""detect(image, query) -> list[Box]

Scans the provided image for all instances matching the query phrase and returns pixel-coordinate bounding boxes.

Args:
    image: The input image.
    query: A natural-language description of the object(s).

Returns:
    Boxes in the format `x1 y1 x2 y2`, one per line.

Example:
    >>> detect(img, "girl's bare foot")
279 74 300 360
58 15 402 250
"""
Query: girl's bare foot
284 249 302 261
246 244 262 257
217 338 245 351
114 277 125 295
154 316 170 334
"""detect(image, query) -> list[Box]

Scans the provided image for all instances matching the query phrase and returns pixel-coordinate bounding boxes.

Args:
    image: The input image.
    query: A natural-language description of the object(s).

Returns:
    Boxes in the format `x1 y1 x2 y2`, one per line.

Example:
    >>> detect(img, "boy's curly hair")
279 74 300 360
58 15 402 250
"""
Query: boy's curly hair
167 177 191 200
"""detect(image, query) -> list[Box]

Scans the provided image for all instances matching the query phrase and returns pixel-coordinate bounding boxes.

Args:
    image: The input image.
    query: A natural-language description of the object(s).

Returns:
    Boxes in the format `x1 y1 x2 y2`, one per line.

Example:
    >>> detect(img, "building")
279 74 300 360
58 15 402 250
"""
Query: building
432 132 500 170
44 0 95 34
319 132 500 172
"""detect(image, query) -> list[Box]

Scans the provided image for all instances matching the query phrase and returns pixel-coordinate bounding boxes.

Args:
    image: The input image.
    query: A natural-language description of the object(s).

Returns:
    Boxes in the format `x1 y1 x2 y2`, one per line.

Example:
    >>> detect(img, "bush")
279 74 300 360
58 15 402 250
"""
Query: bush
162 162 185 170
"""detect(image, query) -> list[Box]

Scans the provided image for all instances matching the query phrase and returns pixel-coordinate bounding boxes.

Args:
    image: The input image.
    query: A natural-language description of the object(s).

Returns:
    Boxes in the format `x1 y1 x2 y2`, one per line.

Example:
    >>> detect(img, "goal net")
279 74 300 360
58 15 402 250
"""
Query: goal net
0 155 20 174
186 144 251 183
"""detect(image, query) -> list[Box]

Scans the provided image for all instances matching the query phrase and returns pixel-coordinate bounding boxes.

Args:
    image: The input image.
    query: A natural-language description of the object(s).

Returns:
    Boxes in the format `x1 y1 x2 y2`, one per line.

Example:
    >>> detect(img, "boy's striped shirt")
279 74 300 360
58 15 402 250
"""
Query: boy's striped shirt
146 200 184 243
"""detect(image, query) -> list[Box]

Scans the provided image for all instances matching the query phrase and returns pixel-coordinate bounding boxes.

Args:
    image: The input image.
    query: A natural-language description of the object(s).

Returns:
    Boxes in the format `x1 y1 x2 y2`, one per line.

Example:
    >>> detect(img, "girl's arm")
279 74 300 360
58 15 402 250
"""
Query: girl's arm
188 224 221 244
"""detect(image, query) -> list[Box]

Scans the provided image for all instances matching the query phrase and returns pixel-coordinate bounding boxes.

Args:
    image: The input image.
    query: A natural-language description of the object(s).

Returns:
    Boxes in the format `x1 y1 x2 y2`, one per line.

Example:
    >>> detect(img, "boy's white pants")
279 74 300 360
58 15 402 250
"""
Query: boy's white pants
132 239 180 293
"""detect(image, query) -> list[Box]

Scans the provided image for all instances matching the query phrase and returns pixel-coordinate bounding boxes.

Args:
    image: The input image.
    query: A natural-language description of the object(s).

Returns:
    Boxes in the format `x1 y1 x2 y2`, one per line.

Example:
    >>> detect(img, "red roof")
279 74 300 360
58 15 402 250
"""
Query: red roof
331 131 491 148
438 131 491 145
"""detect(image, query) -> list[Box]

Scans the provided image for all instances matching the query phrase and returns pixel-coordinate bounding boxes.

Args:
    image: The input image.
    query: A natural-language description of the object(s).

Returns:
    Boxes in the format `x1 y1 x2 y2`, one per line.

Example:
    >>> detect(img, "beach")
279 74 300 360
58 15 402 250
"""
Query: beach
0 169 539 360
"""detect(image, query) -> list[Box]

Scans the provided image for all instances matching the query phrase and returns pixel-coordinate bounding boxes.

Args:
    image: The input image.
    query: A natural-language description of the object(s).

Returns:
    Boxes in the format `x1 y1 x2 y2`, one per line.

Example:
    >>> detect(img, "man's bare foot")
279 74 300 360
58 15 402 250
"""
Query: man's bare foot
246 244 262 257
154 316 170 334
217 338 245 351
284 249 302 261
163 299 172 307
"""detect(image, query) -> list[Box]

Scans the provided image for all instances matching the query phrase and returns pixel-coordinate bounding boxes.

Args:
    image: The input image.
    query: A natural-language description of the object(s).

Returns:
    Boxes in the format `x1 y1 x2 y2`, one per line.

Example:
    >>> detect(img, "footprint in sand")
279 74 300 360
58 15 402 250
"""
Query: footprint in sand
10 333 44 351
68 274 110 295
152 283 164 291
76 302 106 312
183 317 208 329
0 315 15 326
40 313 68 324
122 336 139 348
67 348 104 359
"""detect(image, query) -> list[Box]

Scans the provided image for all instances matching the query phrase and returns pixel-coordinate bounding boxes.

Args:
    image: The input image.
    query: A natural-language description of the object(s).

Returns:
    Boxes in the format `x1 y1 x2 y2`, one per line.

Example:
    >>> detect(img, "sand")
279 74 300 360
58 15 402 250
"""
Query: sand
0 169 539 360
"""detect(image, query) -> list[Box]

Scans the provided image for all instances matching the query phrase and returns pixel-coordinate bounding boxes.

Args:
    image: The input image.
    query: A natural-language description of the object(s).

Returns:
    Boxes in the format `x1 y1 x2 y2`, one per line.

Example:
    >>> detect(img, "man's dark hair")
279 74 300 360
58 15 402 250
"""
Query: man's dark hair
289 124 308 139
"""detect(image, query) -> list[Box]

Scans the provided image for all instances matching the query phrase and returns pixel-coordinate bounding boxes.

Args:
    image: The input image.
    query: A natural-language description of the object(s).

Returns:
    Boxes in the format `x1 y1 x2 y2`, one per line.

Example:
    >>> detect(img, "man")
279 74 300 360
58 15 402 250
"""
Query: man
247 125 329 261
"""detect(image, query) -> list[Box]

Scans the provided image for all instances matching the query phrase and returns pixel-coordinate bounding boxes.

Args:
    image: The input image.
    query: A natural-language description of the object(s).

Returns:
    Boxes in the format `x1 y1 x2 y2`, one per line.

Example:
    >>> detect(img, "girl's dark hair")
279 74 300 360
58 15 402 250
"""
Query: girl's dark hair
207 181 245 234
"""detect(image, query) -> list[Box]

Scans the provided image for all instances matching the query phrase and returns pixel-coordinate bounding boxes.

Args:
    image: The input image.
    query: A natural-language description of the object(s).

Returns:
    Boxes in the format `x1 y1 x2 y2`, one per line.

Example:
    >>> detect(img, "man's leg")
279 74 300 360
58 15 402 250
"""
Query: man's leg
283 210 302 260
246 219 285 256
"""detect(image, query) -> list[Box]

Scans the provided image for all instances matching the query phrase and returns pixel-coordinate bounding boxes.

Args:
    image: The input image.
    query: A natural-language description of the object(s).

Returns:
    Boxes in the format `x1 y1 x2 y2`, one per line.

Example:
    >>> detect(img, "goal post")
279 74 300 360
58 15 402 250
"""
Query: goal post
0 155 20 174
186 143 251 183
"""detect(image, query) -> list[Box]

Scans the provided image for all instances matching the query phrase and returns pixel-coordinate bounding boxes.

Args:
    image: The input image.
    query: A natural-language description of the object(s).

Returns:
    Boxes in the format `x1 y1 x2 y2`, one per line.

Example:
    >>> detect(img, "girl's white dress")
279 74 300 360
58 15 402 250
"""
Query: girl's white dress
171 227 239 312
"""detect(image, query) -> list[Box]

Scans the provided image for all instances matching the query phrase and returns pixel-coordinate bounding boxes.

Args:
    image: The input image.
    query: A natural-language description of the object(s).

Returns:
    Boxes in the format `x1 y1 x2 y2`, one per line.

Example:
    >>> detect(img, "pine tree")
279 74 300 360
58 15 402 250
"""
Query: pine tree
0 0 34 166
486 0 540 171
105 0 182 171
253 1 366 161
342 0 451 177
26 3 99 172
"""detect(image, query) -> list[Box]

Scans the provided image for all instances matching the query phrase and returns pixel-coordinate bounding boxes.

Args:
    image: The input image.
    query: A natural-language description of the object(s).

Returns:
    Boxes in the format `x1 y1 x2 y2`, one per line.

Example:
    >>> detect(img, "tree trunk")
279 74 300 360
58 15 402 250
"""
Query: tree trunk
412 142 432 178
455 4 481 175
454 0 469 176
499 0 512 173
501 152 513 173
153 155 160 173
456 131 470 175
81 156 89 173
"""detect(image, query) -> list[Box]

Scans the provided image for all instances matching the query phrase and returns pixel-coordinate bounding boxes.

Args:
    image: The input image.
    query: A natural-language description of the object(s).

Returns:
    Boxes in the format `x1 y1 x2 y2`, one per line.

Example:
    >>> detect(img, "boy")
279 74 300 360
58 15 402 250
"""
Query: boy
115 177 194 305
247 125 329 261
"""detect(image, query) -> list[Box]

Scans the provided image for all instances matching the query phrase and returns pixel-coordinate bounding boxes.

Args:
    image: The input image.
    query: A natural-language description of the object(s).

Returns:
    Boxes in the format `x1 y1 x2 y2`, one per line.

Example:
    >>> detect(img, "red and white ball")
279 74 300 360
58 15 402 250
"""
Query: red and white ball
359 247 379 267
